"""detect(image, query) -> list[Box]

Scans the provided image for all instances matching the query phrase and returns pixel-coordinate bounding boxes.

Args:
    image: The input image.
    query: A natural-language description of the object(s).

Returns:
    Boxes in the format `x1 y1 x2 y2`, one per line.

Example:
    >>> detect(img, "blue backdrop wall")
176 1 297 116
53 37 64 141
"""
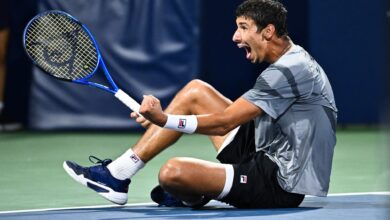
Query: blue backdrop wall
28 0 200 130
308 0 387 124
3 0 388 129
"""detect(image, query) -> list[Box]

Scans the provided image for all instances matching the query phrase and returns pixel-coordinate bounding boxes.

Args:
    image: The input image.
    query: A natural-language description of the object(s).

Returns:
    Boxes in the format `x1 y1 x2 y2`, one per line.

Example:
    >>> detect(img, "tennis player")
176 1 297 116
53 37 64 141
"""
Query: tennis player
64 0 337 208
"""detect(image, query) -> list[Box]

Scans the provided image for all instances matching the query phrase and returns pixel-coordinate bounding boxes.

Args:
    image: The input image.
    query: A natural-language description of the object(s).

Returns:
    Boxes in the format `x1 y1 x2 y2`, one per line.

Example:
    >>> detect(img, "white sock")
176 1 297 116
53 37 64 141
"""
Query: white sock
107 149 145 180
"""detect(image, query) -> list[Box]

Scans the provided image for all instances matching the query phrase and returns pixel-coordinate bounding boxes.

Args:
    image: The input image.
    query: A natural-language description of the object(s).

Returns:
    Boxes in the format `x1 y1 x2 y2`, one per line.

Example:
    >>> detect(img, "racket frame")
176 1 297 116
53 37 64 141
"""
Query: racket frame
23 10 141 113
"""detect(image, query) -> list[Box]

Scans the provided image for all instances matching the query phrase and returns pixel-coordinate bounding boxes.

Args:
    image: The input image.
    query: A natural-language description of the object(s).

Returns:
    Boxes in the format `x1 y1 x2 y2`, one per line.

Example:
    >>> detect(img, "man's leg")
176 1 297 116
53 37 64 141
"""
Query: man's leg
127 80 234 204
113 80 235 204
132 79 233 162
64 80 235 205
157 157 231 205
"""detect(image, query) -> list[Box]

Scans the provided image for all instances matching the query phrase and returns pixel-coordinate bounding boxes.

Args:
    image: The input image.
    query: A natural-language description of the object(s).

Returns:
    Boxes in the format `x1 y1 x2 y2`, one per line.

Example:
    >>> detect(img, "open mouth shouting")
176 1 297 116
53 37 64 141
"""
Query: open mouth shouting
237 43 252 60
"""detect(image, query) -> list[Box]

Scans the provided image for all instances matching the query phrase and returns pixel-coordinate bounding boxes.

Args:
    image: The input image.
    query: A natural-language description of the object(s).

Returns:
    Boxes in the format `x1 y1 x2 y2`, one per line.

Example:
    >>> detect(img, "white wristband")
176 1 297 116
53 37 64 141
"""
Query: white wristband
163 114 198 134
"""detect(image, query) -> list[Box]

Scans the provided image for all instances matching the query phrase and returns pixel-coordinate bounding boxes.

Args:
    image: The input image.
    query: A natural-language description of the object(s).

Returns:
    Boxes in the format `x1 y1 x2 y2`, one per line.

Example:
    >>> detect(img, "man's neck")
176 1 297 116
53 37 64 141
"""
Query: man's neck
266 36 293 63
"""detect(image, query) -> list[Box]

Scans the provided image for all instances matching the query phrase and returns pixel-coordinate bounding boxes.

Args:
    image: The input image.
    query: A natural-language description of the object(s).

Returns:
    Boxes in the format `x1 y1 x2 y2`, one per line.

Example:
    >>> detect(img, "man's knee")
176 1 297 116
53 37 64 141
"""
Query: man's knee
158 158 186 188
185 79 209 89
180 79 212 100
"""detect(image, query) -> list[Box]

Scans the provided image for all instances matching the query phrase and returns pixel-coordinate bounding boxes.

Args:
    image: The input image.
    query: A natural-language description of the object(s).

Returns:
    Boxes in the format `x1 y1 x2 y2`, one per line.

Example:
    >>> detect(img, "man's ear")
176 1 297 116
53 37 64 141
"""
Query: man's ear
262 24 276 40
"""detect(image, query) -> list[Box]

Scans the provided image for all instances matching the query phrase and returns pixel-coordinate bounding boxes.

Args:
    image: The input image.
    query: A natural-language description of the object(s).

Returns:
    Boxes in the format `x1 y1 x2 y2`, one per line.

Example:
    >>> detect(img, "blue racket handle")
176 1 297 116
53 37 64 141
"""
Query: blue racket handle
114 89 141 114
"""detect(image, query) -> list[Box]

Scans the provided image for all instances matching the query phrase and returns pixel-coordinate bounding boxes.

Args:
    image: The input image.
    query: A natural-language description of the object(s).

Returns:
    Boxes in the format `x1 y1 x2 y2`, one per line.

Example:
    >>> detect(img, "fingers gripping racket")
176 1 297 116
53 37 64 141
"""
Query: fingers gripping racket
23 10 141 113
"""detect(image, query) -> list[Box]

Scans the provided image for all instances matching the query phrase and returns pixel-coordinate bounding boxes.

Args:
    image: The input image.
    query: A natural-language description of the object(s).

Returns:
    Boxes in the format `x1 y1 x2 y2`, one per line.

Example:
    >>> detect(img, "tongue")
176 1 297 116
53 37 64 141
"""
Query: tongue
246 51 251 59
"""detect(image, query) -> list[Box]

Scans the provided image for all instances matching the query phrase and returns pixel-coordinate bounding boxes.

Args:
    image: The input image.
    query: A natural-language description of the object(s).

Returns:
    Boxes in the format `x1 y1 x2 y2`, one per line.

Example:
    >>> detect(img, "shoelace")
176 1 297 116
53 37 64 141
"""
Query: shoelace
89 155 112 166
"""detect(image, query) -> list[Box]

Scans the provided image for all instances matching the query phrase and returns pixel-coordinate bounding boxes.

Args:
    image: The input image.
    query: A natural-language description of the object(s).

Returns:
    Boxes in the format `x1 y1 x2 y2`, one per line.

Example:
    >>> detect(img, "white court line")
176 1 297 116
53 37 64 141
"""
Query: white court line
304 191 390 198
327 191 390 197
0 191 389 214
0 202 155 214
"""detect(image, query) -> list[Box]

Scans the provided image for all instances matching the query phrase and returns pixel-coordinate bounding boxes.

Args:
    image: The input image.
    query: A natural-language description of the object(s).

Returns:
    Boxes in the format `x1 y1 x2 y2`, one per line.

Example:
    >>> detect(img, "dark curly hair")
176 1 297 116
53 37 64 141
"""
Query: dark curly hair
236 0 288 37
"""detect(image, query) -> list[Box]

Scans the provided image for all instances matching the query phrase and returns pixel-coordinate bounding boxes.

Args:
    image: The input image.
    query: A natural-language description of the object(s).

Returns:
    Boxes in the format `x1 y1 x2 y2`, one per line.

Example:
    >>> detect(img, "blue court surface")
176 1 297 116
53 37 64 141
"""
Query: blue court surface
0 192 388 220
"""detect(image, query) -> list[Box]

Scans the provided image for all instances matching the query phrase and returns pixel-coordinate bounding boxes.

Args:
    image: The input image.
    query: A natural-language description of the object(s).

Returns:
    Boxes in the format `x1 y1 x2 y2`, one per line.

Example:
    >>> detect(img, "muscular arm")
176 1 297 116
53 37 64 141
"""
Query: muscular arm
139 95 262 136
196 97 262 135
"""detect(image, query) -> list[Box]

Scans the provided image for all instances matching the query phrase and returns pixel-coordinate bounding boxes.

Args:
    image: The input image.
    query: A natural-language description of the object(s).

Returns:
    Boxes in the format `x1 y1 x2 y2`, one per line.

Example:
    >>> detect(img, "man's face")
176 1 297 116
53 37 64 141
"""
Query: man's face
232 16 267 64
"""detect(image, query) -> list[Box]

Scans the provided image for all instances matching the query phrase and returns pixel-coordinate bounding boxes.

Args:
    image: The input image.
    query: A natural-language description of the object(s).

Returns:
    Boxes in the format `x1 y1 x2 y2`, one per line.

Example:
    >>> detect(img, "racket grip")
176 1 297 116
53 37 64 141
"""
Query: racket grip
114 89 141 113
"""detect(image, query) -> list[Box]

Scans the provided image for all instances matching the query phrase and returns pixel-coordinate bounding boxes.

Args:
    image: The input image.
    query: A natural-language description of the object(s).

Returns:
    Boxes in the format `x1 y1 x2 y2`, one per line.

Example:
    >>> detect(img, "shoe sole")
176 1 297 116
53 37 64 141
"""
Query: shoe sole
63 161 128 205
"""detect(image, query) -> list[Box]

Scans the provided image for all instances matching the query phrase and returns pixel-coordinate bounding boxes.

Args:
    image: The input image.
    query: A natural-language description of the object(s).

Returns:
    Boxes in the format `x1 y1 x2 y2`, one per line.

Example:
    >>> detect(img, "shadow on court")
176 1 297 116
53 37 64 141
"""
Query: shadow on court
0 206 319 220
0 194 388 220
101 206 320 219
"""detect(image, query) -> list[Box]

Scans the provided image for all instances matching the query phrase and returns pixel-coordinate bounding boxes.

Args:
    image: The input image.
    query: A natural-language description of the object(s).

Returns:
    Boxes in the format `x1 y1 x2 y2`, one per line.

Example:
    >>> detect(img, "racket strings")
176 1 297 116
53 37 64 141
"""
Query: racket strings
26 15 78 76
24 12 98 80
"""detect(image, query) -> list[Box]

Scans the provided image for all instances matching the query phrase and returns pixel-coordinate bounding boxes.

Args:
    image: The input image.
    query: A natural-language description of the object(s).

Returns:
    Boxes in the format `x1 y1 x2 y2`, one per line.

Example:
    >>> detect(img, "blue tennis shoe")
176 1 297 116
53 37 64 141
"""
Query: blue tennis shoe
150 185 186 207
151 185 210 208
63 156 130 205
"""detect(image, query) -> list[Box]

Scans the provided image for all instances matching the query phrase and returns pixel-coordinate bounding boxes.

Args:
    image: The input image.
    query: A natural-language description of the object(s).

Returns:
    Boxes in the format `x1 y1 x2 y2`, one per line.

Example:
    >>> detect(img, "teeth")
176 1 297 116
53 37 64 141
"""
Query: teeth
237 43 248 48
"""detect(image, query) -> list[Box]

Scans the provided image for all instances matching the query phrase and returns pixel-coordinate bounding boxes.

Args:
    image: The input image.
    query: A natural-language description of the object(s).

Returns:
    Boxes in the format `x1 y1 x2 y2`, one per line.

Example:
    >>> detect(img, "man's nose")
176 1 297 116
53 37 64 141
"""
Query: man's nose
232 30 241 42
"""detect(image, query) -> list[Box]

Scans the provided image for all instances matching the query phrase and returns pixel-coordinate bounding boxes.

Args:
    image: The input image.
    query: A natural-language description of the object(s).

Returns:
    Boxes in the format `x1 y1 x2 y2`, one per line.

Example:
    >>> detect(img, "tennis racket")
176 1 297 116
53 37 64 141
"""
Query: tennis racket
23 10 141 114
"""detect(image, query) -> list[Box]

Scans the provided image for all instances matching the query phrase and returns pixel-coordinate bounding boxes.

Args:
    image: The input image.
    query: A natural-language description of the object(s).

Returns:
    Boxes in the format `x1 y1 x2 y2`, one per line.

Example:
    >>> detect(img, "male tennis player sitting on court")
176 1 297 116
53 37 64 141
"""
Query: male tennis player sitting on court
64 0 337 208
